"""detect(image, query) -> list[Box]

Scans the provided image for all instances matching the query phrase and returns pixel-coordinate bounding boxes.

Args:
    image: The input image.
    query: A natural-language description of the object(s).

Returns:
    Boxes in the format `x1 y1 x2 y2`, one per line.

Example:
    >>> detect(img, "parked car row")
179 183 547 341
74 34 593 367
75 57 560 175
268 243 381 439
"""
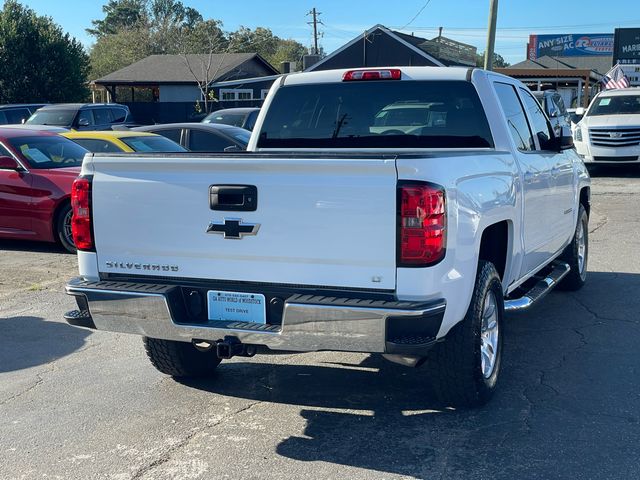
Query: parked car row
0 106 255 253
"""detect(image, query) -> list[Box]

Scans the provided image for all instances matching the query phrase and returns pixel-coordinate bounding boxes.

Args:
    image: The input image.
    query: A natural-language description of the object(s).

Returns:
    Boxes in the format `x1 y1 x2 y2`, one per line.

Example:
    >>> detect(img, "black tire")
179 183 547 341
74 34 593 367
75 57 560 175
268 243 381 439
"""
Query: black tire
56 203 76 254
558 205 588 291
143 337 221 377
427 261 504 408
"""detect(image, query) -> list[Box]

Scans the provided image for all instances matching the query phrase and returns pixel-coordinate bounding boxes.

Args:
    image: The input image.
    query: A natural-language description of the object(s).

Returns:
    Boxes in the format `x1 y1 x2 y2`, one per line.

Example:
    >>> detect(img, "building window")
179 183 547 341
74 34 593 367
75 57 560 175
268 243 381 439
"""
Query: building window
261 89 270 99
220 90 235 101
220 89 253 101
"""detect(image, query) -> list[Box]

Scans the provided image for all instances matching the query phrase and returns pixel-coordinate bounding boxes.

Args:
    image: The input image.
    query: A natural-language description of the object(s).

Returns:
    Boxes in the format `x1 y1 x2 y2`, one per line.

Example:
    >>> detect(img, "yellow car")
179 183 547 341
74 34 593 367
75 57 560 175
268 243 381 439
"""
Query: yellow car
62 131 186 153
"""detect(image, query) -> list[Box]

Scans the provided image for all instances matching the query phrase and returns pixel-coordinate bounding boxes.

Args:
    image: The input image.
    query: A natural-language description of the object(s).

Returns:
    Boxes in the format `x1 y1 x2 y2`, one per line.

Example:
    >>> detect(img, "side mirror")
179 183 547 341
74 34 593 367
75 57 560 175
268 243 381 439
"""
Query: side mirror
78 118 90 127
558 125 574 151
574 107 585 116
0 155 21 170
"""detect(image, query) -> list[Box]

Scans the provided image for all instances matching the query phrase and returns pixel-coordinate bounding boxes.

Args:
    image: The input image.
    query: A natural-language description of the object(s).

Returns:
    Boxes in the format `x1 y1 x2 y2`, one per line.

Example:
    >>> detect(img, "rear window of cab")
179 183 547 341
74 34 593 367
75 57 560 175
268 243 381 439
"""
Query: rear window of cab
257 80 494 149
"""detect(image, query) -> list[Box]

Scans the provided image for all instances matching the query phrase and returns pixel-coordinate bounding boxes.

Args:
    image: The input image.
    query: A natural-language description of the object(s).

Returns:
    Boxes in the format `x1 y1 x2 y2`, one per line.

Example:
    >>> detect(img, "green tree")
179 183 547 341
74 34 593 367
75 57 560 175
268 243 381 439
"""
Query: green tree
87 1 308 81
228 26 307 67
270 39 309 69
0 0 90 103
86 0 146 38
476 52 510 68
89 27 152 80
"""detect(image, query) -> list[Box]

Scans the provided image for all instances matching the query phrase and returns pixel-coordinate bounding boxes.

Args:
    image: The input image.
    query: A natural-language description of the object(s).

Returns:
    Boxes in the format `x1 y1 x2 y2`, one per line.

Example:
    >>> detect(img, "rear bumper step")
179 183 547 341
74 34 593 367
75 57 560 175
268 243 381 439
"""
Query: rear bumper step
504 261 570 312
64 277 445 356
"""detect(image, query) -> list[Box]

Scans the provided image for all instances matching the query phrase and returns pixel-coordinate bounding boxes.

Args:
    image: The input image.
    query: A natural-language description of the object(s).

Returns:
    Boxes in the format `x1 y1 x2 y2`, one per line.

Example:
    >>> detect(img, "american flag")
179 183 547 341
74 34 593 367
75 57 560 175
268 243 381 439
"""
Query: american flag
601 64 631 90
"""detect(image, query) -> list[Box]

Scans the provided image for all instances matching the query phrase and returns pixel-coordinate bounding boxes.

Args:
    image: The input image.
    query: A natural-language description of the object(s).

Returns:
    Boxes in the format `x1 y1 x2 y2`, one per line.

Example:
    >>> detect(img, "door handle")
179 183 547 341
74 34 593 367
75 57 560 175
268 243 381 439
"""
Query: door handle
210 185 257 211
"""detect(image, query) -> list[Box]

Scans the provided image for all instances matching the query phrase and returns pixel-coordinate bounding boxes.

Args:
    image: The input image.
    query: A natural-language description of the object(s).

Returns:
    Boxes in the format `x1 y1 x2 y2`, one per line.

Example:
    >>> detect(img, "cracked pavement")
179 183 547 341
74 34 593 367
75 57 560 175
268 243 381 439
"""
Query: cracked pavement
1 167 640 480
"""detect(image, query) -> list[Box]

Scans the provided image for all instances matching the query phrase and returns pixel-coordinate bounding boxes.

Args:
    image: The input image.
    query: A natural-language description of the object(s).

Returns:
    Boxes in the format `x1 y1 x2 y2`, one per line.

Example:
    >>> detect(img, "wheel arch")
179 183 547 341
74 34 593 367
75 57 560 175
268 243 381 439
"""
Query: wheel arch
51 196 71 239
579 186 591 217
478 220 512 284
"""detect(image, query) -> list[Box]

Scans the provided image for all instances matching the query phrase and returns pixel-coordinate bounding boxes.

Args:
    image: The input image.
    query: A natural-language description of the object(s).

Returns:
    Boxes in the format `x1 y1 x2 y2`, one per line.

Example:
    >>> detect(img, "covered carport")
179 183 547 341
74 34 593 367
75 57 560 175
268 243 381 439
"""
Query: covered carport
495 67 603 108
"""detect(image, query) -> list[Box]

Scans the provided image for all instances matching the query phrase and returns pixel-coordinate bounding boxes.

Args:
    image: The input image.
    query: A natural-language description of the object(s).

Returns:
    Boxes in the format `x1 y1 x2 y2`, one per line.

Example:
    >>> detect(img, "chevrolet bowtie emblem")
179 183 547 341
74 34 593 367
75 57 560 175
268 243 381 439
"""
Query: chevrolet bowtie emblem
206 218 260 239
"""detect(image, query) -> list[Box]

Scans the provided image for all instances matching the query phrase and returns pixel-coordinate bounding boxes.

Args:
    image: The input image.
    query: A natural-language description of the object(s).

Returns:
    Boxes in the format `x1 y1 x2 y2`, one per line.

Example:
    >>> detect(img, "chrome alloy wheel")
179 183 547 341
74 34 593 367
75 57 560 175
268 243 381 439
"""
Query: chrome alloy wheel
480 290 499 379
63 209 74 247
577 220 586 276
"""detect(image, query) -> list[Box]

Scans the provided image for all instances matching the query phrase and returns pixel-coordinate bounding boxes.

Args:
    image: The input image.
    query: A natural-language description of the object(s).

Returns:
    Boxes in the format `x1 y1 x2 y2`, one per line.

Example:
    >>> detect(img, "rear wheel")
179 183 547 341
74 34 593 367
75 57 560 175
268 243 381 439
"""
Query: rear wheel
56 203 76 253
558 204 588 291
427 260 504 408
143 337 221 377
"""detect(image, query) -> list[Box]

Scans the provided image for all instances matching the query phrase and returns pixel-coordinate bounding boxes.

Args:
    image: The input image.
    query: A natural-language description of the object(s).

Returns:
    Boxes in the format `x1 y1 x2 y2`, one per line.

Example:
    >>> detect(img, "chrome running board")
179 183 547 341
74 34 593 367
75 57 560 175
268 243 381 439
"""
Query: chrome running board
505 261 570 312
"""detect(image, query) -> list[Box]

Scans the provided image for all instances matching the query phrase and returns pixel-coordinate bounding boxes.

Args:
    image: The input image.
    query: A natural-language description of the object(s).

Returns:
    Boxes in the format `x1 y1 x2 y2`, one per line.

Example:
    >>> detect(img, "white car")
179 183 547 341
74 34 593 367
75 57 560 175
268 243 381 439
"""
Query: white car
63 67 590 408
573 88 640 164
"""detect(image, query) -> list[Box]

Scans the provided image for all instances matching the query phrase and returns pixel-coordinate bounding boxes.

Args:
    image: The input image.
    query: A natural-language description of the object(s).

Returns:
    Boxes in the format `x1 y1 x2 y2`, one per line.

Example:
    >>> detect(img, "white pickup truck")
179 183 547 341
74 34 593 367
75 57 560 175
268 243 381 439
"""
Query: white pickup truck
65 67 591 407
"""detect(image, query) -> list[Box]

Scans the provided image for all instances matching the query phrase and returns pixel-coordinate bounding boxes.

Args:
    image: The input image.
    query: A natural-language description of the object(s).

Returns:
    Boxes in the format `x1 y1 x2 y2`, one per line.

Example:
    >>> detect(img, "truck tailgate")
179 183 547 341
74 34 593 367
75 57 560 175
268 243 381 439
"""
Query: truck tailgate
91 154 398 290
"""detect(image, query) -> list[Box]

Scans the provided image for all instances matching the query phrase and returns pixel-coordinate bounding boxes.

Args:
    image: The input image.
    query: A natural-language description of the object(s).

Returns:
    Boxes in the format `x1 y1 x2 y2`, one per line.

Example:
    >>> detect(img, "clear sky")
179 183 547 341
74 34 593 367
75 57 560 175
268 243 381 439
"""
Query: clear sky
3 0 640 64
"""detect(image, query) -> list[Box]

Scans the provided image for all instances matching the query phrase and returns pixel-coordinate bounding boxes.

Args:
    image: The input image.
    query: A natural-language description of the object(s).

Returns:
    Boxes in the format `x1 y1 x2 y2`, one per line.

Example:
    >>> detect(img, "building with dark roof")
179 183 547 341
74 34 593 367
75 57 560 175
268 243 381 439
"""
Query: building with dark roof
92 53 279 124
208 25 477 105
305 24 476 71
93 53 278 104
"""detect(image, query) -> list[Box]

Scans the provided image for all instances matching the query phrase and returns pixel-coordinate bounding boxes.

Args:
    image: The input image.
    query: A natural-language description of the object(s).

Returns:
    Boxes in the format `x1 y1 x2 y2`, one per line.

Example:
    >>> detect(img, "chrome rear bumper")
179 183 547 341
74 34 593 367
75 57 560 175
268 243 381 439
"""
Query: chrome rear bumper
65 277 445 355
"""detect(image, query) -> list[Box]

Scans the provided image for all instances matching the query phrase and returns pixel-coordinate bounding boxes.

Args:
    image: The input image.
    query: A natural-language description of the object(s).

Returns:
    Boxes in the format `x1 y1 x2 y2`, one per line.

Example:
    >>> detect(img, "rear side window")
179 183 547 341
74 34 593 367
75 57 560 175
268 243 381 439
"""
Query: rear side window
77 109 94 126
93 108 112 125
152 128 182 144
553 95 566 115
494 83 534 151
246 111 258 130
110 108 127 123
5 108 31 124
258 80 494 149
188 130 234 151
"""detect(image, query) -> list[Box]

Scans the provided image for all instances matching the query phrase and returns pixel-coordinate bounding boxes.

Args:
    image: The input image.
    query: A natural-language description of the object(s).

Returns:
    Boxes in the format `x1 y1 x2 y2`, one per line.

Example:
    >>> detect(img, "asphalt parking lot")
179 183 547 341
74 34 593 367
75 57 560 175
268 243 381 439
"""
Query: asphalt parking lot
1 167 639 480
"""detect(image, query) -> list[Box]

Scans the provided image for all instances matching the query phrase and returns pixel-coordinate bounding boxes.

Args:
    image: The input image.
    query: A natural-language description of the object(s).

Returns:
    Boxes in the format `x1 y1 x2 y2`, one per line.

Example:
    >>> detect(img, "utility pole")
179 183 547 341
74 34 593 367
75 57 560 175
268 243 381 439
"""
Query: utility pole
484 0 499 71
307 8 322 55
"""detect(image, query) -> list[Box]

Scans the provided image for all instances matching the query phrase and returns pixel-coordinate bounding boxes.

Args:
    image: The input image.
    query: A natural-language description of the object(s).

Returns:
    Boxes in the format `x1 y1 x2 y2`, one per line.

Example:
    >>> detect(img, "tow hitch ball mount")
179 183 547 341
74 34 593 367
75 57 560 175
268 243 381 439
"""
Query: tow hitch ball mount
192 337 257 359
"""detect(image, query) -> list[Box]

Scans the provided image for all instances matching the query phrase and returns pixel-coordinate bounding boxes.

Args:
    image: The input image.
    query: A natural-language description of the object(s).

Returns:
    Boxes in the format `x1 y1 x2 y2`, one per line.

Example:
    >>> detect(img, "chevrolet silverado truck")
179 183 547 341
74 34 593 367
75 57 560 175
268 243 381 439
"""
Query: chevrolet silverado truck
64 67 591 407
573 88 640 164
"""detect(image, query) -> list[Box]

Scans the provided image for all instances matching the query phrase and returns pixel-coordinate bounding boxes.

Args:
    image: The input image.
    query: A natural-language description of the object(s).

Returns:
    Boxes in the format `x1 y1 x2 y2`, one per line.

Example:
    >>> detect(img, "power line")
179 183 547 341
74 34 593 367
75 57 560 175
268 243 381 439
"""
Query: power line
398 0 433 30
392 18 640 32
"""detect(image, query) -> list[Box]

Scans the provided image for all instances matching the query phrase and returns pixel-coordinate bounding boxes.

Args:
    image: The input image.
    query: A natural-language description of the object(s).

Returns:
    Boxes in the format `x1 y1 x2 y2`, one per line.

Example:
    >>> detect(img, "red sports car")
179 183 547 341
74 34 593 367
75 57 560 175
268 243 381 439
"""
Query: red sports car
0 128 89 252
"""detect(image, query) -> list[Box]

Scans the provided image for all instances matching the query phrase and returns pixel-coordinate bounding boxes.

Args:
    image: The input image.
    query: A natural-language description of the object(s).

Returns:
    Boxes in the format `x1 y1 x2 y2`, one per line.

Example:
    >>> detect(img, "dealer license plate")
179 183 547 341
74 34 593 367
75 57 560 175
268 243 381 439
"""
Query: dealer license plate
207 290 266 324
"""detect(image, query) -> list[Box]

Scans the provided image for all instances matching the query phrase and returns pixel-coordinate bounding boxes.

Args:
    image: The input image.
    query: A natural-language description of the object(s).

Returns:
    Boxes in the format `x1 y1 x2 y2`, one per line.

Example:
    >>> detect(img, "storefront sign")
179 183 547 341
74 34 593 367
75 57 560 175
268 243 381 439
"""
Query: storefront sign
528 34 614 59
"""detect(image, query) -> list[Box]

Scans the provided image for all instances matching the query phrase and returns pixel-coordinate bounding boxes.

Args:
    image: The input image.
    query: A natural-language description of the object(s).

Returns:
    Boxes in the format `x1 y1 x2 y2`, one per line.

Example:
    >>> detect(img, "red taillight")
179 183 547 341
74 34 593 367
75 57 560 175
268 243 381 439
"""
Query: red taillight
342 69 402 81
398 183 446 266
71 177 93 251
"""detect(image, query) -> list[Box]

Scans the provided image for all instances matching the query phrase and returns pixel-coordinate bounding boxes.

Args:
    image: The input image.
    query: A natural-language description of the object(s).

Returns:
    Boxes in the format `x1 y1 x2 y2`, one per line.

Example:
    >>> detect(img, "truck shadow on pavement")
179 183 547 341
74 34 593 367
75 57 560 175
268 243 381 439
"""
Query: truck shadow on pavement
179 271 640 479
587 164 640 178
0 316 90 373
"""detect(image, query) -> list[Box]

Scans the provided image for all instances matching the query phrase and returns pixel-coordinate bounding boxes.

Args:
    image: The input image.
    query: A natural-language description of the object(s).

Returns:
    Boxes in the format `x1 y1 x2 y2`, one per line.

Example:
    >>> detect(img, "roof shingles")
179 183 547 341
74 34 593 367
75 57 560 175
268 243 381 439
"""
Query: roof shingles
95 53 266 84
